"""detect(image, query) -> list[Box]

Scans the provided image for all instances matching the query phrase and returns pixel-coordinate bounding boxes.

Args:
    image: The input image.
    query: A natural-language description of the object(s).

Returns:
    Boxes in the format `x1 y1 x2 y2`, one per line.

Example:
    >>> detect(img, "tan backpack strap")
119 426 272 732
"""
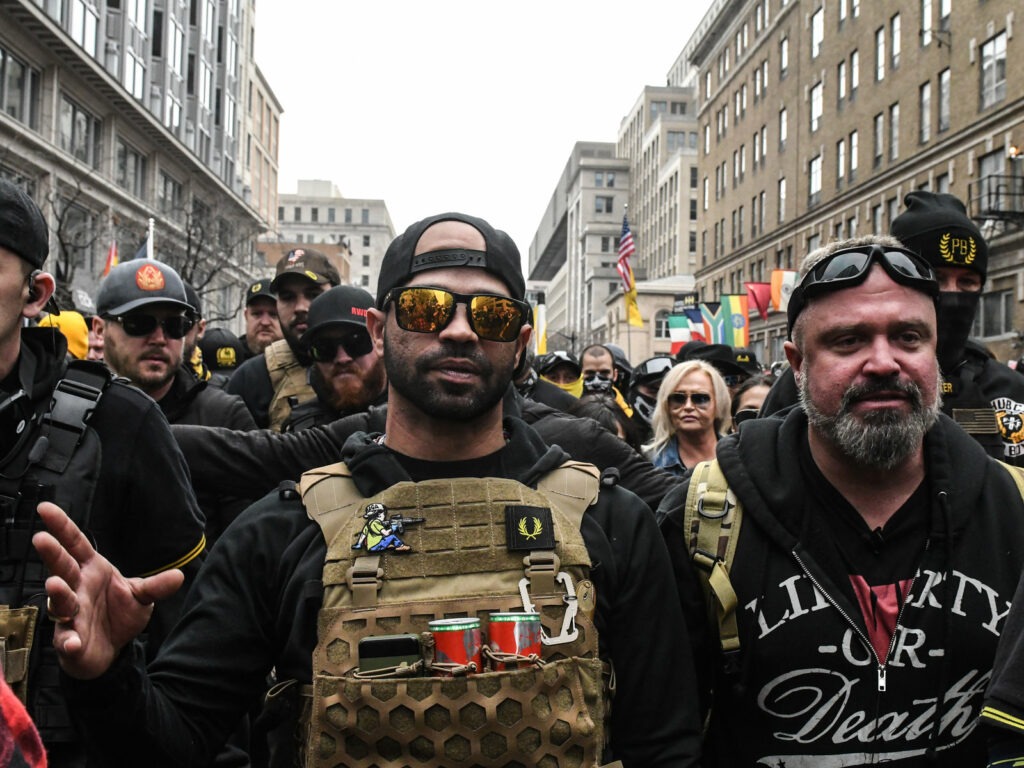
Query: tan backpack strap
536 460 600 529
684 460 742 656
999 460 1024 499
299 461 364 546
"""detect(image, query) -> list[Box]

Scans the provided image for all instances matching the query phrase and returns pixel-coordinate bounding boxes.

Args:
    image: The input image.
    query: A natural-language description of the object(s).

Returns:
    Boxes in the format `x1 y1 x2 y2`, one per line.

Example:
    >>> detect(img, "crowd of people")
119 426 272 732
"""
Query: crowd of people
2 175 1024 767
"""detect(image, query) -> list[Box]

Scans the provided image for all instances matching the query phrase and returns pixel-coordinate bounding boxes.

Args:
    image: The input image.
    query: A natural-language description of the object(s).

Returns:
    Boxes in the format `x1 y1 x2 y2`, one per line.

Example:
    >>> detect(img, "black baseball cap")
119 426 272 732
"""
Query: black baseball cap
246 279 276 305
96 259 192 316
682 343 749 379
376 212 525 307
198 327 247 373
536 350 581 378
299 285 374 345
0 178 48 269
271 248 341 291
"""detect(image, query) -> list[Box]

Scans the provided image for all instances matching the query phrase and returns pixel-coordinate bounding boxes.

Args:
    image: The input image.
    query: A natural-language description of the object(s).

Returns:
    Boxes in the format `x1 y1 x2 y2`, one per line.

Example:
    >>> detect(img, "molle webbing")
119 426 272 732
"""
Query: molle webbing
299 464 607 768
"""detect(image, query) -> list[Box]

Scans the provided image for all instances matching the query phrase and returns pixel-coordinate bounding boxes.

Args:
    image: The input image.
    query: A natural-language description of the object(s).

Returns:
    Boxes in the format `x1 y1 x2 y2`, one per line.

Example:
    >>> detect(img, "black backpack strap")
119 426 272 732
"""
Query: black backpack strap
39 361 112 474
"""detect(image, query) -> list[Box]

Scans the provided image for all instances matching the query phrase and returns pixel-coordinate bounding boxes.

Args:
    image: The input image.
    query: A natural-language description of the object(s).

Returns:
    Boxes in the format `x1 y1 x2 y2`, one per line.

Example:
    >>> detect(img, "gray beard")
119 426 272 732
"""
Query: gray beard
799 369 943 469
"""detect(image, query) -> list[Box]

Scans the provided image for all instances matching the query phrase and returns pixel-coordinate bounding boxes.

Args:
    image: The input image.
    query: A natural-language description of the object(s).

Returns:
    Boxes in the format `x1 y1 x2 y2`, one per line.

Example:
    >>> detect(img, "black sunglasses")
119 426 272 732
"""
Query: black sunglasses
668 392 713 408
384 286 530 343
787 244 938 334
732 408 760 426
308 332 374 362
106 313 193 339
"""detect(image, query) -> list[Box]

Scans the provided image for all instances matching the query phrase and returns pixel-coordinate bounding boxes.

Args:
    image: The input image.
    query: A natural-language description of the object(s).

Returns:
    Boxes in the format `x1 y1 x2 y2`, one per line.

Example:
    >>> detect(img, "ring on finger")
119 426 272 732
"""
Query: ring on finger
46 596 78 625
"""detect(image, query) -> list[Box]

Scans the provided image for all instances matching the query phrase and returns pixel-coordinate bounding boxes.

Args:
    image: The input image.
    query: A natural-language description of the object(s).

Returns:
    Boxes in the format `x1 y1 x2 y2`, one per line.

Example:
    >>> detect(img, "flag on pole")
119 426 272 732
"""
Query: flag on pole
130 218 156 261
683 308 707 342
667 313 691 354
721 294 750 347
770 270 799 312
533 301 547 355
101 240 118 277
700 302 724 343
616 213 643 328
745 281 772 321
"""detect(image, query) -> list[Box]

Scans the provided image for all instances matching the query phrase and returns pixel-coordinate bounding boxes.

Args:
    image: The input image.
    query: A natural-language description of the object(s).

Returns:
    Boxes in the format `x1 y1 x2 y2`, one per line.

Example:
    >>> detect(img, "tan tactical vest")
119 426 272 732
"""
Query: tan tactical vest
297 460 612 768
265 339 315 432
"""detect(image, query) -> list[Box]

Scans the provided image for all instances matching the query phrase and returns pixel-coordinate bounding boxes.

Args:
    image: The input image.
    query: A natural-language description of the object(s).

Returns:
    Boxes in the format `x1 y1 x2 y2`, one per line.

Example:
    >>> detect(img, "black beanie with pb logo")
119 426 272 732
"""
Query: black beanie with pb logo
890 191 988 284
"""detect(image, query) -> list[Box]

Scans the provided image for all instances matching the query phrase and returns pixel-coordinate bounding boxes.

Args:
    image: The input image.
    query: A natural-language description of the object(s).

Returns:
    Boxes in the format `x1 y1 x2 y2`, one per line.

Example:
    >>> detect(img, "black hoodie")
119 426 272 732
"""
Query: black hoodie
64 418 702 767
660 408 1024 767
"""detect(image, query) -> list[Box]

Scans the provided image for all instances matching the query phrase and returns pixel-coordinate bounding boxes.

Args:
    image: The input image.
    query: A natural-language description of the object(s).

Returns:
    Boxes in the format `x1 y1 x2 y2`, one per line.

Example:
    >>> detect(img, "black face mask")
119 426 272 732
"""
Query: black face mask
936 291 981 373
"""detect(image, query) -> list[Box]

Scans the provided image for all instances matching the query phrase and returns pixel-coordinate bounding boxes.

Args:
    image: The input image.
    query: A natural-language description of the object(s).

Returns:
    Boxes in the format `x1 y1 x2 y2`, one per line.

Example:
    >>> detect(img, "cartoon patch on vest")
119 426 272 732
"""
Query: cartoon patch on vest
351 502 423 552
993 397 1024 458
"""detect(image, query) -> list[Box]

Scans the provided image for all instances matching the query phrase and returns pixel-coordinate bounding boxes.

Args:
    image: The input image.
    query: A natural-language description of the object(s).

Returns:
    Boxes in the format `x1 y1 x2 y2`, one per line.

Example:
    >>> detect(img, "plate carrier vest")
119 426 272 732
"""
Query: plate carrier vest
296 459 615 768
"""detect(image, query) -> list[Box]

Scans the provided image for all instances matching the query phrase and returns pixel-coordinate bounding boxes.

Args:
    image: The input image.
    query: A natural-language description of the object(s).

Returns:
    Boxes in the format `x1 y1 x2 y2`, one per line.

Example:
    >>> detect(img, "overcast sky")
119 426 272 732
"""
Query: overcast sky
254 1 713 256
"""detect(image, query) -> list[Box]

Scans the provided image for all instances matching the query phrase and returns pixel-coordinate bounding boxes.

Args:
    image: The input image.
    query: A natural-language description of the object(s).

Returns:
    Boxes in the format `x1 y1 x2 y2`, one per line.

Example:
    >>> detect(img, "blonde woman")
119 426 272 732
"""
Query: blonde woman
644 360 731 476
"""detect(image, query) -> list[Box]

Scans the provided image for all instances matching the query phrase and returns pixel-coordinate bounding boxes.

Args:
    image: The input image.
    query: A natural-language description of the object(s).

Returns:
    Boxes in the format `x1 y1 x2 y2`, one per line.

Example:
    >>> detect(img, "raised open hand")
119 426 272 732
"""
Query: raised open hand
32 502 184 680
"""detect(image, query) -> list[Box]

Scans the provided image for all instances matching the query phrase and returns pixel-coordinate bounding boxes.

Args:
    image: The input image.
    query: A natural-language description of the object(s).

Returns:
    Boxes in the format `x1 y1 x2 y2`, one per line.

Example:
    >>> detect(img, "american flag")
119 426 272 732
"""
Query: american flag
616 214 636 291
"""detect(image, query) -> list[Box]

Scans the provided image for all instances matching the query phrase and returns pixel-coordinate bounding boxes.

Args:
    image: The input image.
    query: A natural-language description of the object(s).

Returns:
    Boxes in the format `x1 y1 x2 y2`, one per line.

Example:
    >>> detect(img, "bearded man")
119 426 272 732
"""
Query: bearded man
658 235 1024 767
281 285 386 431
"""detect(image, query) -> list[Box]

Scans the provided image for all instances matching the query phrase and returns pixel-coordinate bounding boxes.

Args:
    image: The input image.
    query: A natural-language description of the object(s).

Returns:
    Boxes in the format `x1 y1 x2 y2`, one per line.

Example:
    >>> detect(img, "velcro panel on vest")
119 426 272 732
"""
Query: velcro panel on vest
315 476 592 591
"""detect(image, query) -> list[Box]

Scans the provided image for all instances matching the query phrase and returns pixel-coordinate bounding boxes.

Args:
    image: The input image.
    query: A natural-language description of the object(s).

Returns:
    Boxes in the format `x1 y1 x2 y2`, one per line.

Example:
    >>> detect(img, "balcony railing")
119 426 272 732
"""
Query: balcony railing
968 174 1024 225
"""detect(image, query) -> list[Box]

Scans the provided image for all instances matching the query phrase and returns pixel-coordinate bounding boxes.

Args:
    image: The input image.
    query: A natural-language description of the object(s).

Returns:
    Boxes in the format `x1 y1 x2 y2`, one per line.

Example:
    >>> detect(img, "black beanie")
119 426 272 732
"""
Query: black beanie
890 191 988 283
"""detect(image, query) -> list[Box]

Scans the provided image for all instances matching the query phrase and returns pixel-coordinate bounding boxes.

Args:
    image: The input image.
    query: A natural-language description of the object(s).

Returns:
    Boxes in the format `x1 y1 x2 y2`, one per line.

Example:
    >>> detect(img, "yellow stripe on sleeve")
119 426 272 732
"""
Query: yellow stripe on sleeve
139 535 207 577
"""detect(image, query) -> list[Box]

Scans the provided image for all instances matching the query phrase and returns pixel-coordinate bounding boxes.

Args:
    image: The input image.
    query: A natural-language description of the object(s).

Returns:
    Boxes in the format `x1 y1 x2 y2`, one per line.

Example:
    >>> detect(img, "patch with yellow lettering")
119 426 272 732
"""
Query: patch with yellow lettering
505 506 554 551
938 231 978 267
993 397 1024 458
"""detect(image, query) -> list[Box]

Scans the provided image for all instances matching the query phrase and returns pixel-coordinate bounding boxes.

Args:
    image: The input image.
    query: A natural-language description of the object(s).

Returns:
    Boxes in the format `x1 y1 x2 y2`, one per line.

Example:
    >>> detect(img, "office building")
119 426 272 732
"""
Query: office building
691 0 1024 363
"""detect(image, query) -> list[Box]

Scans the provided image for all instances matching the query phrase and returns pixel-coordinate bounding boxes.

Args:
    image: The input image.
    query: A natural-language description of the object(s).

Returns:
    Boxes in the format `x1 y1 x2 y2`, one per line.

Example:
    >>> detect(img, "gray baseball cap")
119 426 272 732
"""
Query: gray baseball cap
96 259 192 316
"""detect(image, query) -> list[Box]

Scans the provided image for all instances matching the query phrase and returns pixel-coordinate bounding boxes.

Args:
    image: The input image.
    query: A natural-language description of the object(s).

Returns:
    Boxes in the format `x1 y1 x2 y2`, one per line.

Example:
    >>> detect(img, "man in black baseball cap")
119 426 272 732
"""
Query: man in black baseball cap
30 211 700 766
198 327 248 387
282 285 385 431
239 279 281 360
0 183 206 762
226 248 341 429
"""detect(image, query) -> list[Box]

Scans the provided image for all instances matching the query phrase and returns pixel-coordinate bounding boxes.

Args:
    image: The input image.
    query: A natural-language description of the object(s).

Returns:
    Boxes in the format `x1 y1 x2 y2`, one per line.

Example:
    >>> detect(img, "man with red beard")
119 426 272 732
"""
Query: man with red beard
282 285 386 431
226 249 339 429
659 235 1024 767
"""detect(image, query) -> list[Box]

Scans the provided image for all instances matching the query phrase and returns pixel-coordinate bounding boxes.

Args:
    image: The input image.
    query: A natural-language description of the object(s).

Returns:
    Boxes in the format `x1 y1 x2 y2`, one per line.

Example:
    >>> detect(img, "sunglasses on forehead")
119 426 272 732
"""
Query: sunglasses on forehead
105 313 194 339
786 244 938 334
634 356 675 381
308 331 374 362
383 286 530 343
